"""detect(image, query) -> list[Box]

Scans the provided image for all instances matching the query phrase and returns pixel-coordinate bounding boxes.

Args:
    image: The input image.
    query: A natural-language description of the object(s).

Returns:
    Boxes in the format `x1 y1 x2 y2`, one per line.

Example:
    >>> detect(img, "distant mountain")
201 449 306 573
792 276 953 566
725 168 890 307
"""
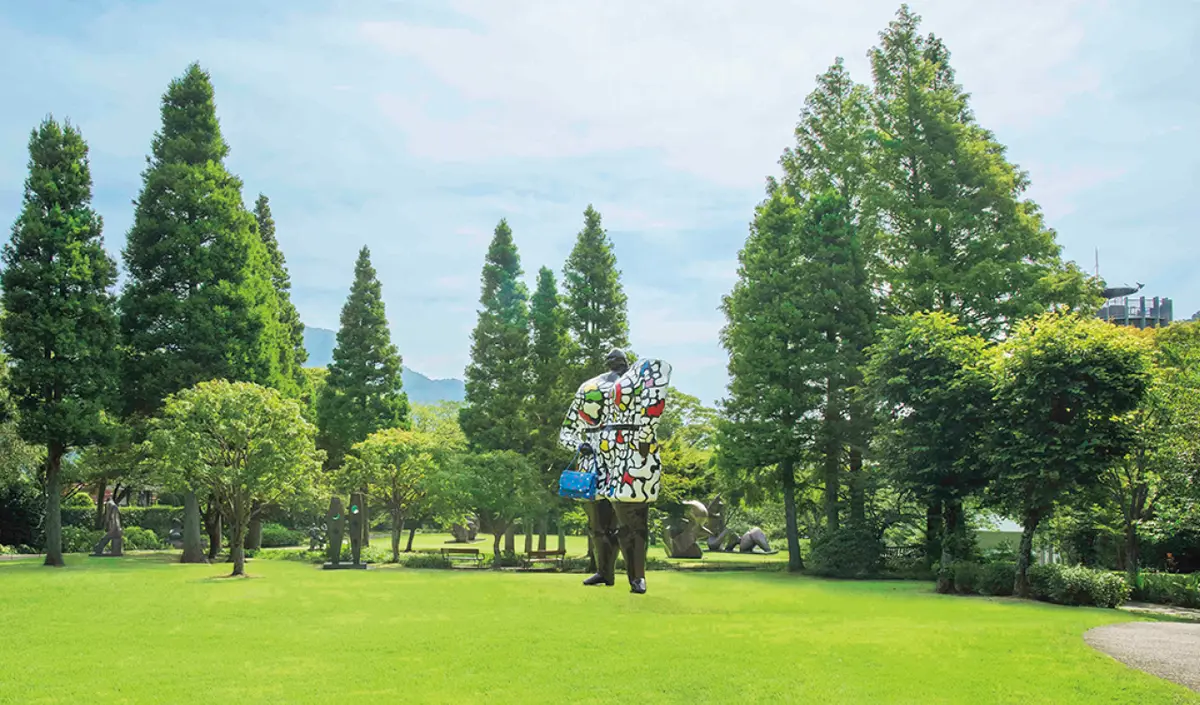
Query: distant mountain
302 326 465 405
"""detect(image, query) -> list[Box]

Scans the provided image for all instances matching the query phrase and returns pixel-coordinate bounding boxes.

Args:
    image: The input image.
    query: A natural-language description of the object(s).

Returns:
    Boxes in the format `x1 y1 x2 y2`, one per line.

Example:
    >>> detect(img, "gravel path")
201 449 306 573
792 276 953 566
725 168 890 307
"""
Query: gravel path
1085 622 1200 692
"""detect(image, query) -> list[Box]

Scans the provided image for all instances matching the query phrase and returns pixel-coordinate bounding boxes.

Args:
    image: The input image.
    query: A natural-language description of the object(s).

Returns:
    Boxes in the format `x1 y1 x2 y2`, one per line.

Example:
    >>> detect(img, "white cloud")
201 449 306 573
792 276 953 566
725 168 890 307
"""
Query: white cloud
360 0 1102 188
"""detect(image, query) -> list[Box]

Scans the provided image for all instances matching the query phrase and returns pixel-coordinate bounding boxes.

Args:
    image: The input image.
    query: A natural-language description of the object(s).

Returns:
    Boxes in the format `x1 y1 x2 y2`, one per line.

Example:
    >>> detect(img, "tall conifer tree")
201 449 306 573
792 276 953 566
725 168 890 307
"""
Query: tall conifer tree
562 206 629 375
459 219 532 453
1 118 120 567
120 63 289 562
317 246 408 469
254 194 307 389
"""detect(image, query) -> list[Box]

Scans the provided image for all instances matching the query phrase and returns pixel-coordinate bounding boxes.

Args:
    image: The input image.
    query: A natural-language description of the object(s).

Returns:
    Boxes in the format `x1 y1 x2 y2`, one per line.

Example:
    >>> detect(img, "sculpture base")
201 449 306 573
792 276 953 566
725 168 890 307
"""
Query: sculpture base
322 562 368 570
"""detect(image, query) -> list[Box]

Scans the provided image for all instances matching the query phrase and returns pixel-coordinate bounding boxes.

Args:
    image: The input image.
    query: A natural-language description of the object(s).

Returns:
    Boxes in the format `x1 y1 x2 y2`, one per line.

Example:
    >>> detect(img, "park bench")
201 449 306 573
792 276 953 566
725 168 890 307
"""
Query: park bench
440 547 483 569
521 549 566 571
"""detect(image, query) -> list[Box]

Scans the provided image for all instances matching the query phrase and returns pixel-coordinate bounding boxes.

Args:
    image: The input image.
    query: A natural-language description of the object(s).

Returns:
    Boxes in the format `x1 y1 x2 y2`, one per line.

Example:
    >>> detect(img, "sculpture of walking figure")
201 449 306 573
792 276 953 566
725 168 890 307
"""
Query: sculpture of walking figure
560 348 672 594
91 498 124 557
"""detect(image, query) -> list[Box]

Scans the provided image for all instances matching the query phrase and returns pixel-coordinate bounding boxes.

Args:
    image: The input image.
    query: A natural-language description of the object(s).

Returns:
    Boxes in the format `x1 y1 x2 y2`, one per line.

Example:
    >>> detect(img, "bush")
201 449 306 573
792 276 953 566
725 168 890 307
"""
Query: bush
121 526 164 550
61 505 183 538
0 544 15 555
977 562 1016 596
1027 563 1130 608
952 561 980 594
402 552 453 569
809 527 884 579
259 523 305 548
61 526 103 553
64 492 94 508
1133 571 1200 608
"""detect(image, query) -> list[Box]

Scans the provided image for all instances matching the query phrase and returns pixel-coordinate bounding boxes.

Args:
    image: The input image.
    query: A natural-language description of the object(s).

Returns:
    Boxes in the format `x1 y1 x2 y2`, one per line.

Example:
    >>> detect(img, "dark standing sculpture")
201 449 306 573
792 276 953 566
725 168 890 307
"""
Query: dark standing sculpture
91 498 124 557
560 348 672 594
662 500 710 559
323 496 346 569
348 492 365 567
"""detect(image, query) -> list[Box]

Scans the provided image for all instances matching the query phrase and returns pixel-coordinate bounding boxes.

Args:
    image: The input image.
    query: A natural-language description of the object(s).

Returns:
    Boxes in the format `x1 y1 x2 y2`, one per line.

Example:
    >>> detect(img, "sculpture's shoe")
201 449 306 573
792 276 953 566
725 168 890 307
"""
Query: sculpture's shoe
630 578 647 595
582 573 614 586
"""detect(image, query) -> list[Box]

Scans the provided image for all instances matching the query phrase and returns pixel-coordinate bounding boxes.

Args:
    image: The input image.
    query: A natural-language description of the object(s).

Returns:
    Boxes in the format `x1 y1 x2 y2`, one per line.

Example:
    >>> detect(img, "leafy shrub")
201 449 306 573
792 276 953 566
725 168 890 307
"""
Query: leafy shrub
1133 571 1200 608
808 527 884 578
61 505 183 538
61 526 103 553
977 562 1016 596
121 526 164 550
402 552 453 569
1027 563 1130 608
0 544 15 555
561 556 592 573
64 492 94 508
952 561 979 594
980 541 1018 564
259 523 305 548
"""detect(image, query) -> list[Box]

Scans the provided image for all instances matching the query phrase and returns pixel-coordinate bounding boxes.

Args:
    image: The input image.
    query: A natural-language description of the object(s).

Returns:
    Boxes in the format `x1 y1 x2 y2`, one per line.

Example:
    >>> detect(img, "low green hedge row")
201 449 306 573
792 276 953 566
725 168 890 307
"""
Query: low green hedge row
1132 571 1200 608
60 525 166 553
61 506 184 538
259 523 306 548
950 561 1017 597
1027 563 1130 608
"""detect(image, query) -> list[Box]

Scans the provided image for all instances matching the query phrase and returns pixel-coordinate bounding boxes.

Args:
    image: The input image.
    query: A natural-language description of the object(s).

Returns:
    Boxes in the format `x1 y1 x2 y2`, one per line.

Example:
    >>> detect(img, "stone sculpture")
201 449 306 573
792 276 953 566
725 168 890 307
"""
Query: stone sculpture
449 515 479 543
323 496 346 569
91 499 124 557
348 492 365 566
736 527 776 554
705 496 730 552
662 500 711 559
560 349 672 594
308 523 327 551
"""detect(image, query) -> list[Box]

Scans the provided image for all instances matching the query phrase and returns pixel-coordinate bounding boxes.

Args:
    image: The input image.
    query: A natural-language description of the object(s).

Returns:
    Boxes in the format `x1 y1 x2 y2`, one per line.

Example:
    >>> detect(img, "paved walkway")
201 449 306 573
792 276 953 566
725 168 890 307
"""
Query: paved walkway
1085 622 1200 693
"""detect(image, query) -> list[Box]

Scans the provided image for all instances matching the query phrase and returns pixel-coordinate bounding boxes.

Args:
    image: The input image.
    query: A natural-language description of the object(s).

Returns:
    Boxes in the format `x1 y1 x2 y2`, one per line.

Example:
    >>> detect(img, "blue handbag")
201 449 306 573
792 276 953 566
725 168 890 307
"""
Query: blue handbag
557 451 598 501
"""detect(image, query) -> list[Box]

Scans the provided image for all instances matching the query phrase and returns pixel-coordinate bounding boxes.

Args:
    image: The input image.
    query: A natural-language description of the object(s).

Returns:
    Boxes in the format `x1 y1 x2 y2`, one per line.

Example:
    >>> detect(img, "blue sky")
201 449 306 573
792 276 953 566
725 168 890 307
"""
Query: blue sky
1 0 1197 407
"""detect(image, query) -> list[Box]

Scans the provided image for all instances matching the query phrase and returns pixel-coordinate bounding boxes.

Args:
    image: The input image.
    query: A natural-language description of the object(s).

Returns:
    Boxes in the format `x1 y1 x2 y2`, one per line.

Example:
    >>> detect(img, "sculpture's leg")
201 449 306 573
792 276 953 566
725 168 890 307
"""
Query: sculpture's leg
582 500 617 586
111 535 123 557
615 503 649 593
92 534 111 556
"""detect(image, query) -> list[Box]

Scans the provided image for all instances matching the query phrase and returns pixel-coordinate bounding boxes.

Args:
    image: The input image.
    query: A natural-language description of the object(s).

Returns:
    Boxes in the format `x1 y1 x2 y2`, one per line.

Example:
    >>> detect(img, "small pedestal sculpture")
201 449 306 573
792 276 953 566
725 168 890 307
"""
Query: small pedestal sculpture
91 499 124 557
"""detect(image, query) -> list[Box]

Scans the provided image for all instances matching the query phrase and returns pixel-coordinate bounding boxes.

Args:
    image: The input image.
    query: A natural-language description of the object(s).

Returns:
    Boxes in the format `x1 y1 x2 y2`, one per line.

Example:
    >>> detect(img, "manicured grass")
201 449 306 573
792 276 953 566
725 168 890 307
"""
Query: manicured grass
1 556 1195 704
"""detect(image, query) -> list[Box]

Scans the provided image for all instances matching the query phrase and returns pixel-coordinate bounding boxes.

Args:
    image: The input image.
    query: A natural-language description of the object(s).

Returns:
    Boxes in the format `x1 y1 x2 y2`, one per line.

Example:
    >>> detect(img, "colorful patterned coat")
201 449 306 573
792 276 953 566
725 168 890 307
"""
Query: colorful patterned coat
559 359 672 503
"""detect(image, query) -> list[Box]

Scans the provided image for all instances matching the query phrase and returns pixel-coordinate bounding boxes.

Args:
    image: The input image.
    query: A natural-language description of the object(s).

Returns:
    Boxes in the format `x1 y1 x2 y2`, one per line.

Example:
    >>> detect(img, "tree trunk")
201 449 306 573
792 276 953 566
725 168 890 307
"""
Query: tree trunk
180 491 207 563
781 458 803 571
504 524 516 554
537 515 548 551
848 448 866 527
43 445 65 567
1124 520 1139 586
229 506 247 577
390 509 403 563
493 531 503 568
925 501 943 569
94 478 107 529
406 525 416 552
245 501 263 552
557 520 566 553
1014 510 1041 598
524 520 533 554
936 500 961 594
204 501 222 561
822 382 840 533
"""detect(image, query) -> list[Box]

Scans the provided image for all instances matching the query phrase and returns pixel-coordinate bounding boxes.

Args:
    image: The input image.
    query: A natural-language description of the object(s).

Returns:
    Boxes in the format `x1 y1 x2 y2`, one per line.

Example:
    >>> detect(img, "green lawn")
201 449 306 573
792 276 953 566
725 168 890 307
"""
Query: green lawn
0 556 1195 704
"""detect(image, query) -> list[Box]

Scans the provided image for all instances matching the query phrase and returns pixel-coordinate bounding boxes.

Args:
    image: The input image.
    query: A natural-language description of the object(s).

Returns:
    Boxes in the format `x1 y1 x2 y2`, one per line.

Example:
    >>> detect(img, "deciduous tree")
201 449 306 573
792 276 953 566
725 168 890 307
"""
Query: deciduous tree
150 380 323 576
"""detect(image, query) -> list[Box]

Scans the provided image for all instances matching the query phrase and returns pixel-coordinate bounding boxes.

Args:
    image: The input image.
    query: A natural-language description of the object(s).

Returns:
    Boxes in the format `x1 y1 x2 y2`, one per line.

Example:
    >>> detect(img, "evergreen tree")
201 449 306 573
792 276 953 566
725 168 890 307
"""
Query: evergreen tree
718 186 822 571
781 59 879 531
0 118 120 567
120 63 289 415
459 219 532 453
254 194 307 391
561 205 629 375
869 6 1097 339
317 246 408 469
528 266 572 469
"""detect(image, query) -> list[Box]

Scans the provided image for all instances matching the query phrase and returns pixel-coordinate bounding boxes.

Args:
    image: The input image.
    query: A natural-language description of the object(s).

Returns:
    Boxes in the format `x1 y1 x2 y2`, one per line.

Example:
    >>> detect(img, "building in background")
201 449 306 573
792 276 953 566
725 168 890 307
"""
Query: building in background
1097 283 1174 329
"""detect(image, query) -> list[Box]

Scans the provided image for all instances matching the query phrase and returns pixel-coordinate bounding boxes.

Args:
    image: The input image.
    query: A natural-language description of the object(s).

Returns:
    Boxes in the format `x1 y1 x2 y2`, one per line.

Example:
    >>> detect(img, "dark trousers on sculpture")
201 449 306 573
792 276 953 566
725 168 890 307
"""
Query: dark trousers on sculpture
584 499 649 584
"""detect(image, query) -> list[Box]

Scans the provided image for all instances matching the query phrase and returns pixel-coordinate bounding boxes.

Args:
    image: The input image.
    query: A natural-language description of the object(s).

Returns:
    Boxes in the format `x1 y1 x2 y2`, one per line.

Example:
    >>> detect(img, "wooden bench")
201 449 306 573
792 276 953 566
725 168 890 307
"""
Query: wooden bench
521 549 566 571
440 547 483 568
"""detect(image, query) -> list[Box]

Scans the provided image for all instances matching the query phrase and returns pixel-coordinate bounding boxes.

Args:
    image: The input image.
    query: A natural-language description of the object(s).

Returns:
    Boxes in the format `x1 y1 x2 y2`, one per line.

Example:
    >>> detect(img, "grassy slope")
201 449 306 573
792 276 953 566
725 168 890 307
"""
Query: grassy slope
0 557 1195 704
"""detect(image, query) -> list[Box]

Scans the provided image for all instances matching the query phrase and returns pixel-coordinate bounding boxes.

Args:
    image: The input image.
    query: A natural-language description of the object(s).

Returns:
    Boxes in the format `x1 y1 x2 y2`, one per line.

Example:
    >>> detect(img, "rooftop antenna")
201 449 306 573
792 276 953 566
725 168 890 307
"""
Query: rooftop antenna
1094 247 1099 279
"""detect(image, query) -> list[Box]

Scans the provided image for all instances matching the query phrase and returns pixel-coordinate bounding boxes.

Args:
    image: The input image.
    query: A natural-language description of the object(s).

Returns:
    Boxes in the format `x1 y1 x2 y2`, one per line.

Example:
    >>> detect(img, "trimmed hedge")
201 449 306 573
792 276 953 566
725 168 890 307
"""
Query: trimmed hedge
260 523 305 548
952 561 1015 596
62 505 183 538
1027 563 1130 608
1133 571 1200 608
